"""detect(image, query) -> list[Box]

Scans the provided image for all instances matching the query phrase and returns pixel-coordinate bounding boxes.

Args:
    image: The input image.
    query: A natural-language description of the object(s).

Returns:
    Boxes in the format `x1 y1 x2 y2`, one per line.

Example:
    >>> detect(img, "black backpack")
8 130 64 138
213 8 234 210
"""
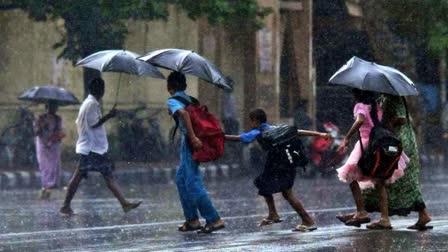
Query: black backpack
358 124 403 180
257 124 309 168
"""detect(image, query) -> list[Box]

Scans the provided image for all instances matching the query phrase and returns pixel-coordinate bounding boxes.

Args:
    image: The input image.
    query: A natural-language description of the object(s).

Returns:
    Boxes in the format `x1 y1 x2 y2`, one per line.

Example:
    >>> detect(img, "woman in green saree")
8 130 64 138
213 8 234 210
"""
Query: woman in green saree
337 94 432 230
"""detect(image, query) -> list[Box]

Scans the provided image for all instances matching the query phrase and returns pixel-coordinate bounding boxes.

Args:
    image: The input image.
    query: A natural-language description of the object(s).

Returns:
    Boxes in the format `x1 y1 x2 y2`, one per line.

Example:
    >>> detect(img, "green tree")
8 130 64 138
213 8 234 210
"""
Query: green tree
0 0 270 96
381 0 448 83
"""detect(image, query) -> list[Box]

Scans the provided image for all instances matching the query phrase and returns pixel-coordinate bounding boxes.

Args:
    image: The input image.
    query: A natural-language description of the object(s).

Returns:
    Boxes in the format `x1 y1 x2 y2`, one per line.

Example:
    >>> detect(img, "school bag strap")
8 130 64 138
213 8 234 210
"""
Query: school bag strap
168 95 225 162
169 95 200 141
170 96 200 107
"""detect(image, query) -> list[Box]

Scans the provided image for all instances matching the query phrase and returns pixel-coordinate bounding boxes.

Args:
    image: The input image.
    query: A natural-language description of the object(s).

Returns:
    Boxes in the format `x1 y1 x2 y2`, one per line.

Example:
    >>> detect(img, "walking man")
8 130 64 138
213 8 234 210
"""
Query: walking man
60 77 141 215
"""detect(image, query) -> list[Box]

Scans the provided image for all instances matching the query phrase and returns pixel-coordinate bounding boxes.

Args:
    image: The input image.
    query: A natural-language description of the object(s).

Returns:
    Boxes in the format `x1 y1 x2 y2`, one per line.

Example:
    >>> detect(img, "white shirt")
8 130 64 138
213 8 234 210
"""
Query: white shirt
75 95 108 155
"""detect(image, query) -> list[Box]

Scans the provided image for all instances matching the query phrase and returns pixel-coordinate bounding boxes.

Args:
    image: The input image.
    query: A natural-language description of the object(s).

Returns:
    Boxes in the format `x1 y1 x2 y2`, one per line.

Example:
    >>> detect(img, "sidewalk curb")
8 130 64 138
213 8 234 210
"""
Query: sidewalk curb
0 163 243 190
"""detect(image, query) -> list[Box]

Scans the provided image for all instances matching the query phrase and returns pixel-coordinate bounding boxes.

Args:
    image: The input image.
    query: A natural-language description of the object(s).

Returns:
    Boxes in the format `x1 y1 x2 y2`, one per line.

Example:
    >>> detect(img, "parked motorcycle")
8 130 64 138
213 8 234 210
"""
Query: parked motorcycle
307 122 347 177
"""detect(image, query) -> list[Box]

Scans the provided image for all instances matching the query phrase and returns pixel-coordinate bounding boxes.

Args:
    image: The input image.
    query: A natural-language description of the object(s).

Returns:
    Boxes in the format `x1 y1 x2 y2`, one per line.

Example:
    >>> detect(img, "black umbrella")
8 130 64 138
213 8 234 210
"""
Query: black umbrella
76 50 165 103
328 56 418 96
138 48 233 90
18 86 80 106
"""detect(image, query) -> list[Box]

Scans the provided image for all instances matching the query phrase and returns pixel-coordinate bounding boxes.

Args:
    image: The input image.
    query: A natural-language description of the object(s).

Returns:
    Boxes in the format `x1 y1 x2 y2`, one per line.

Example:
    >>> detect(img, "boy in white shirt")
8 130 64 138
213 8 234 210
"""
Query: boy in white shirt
60 78 141 216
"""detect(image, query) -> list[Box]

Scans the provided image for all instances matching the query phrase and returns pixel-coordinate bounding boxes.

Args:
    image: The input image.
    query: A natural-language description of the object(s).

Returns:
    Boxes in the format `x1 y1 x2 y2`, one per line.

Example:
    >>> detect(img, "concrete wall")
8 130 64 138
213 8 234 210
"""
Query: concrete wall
0 8 199 157
0 4 284 164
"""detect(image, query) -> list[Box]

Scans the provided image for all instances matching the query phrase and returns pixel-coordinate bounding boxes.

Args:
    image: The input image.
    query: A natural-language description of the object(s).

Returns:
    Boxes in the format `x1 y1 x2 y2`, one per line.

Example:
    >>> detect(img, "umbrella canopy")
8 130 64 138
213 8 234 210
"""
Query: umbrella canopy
138 48 233 90
18 86 80 106
76 50 164 79
328 56 418 96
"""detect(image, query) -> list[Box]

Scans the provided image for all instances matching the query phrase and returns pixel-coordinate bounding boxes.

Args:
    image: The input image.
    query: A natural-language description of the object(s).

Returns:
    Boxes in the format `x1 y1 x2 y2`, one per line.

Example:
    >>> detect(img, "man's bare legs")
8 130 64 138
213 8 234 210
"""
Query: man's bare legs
60 169 141 215
102 174 142 212
60 168 83 215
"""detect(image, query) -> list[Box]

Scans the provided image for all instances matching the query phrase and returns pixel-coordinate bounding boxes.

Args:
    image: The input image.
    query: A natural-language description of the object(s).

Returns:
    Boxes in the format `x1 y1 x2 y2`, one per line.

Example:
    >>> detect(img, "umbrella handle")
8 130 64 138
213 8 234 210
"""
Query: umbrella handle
114 73 122 107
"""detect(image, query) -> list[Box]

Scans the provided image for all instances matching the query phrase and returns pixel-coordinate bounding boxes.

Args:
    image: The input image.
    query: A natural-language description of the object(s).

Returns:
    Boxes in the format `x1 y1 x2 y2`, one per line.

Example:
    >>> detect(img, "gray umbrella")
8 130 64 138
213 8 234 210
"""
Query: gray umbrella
328 56 418 96
76 50 165 104
138 48 233 90
76 50 164 79
18 86 80 106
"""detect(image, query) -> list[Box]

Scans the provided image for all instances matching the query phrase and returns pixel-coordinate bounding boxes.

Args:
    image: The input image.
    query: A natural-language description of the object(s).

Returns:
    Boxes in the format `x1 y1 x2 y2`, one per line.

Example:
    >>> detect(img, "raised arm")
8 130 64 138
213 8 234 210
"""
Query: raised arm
91 105 116 129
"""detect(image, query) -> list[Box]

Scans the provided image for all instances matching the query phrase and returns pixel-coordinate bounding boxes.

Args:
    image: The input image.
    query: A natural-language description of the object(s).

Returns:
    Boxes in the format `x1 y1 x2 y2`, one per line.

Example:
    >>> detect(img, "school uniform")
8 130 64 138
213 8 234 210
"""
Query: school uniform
240 123 296 196
75 94 114 179
166 91 220 223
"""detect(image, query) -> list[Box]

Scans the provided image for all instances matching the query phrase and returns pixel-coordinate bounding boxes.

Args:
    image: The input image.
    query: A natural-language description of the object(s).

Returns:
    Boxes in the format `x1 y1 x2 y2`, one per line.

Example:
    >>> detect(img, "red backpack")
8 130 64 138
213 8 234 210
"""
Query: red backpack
170 96 224 163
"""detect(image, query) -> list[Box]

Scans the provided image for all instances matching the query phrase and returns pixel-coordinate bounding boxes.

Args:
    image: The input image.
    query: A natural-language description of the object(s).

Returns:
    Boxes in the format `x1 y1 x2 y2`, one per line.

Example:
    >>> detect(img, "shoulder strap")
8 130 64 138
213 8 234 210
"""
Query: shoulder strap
358 130 365 153
169 96 200 142
170 95 200 106
170 96 191 106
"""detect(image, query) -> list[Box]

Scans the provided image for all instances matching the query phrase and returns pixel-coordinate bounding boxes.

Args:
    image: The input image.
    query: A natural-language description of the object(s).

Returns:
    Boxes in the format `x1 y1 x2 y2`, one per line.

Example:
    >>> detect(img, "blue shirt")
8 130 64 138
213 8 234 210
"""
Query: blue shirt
239 123 271 143
166 91 192 135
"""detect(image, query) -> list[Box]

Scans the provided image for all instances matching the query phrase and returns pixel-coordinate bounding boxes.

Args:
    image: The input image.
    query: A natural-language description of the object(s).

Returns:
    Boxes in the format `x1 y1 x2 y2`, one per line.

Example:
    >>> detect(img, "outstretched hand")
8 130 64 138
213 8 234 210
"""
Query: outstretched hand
321 133 332 140
337 138 348 153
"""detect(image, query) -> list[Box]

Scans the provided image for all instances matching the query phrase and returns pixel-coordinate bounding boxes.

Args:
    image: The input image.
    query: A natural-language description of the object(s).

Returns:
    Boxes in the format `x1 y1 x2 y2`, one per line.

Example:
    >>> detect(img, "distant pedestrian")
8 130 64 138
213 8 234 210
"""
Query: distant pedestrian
336 89 408 229
166 71 225 234
225 108 330 232
35 102 64 199
60 78 141 216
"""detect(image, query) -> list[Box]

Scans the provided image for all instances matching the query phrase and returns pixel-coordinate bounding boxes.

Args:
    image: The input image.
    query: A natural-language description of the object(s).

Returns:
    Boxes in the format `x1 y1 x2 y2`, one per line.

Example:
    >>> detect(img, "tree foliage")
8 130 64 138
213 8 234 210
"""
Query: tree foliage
0 0 270 63
382 0 448 55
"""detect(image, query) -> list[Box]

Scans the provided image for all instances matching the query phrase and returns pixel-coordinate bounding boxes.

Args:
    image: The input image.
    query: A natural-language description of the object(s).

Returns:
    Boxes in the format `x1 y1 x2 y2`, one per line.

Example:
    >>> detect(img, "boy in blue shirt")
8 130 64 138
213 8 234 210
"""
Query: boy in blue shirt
166 72 224 234
225 108 330 231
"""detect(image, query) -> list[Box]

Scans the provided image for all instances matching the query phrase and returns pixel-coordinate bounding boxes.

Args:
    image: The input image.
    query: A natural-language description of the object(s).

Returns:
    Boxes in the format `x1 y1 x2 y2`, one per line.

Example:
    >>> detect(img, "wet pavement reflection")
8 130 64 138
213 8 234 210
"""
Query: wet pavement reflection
0 166 447 251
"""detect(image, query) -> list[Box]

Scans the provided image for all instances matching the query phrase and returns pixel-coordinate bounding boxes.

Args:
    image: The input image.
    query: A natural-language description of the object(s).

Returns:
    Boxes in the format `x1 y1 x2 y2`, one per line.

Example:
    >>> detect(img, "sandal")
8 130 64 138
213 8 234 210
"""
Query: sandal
292 224 318 232
178 222 202 232
366 222 392 230
407 223 433 231
336 213 355 224
345 216 371 227
197 222 225 234
258 218 283 227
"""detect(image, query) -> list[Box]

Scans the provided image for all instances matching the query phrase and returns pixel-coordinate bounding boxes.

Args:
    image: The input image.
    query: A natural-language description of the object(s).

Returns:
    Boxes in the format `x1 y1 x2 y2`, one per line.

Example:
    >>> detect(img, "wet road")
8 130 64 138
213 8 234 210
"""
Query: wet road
0 166 447 251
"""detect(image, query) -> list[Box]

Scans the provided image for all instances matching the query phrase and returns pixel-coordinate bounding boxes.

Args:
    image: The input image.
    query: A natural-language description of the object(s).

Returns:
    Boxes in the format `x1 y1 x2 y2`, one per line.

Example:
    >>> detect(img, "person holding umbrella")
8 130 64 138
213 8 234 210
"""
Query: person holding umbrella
34 101 65 199
165 71 225 234
362 94 432 230
330 57 431 230
19 85 80 199
139 48 232 233
335 89 408 229
60 77 142 216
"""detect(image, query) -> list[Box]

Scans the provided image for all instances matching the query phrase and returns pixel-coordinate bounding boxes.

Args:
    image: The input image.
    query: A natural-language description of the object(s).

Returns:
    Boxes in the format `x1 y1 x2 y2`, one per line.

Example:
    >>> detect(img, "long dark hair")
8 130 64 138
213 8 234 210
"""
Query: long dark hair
352 88 379 125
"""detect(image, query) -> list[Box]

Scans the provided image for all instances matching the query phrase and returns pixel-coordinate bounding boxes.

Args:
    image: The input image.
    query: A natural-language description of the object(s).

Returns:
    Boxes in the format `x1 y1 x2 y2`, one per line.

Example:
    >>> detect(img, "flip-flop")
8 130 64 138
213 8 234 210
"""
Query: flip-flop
178 222 202 232
336 213 355 223
345 217 371 227
292 224 318 232
366 222 392 230
197 223 225 234
258 218 283 227
407 224 434 231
